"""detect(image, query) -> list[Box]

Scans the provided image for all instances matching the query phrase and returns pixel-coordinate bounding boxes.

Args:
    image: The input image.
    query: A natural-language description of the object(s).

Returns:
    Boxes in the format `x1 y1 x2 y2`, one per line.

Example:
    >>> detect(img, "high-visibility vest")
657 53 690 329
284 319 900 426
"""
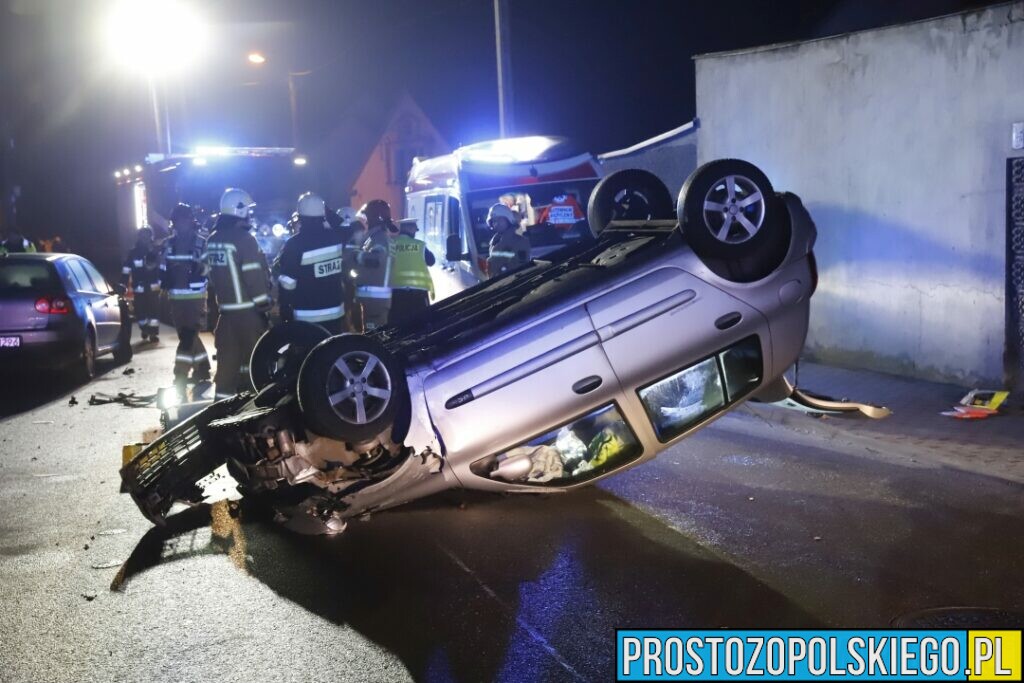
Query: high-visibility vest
389 234 434 296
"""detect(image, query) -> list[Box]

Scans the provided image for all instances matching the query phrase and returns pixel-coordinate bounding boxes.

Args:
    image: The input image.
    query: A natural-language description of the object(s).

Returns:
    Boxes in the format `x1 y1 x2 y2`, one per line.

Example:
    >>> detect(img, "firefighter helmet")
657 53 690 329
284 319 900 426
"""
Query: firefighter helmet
219 188 256 218
296 192 326 218
170 202 194 224
357 199 391 228
336 206 358 226
486 202 516 228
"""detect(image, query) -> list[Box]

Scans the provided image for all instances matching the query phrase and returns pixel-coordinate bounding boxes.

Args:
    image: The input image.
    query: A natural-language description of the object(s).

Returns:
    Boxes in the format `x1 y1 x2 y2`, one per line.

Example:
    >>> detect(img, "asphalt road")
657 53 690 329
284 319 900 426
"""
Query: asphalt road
1 333 1022 682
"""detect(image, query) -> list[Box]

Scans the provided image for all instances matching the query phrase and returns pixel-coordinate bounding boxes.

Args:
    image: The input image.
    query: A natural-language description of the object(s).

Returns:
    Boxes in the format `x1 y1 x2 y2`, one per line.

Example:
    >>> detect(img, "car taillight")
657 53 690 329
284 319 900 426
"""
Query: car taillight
35 296 71 314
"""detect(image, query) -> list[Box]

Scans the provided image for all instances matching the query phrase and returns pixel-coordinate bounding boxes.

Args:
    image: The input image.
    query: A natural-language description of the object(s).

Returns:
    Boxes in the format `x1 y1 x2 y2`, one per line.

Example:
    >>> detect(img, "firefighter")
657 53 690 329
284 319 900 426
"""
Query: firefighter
275 192 347 334
163 203 211 390
121 227 164 342
204 188 271 399
354 199 394 331
485 203 531 277
341 209 367 332
387 218 434 326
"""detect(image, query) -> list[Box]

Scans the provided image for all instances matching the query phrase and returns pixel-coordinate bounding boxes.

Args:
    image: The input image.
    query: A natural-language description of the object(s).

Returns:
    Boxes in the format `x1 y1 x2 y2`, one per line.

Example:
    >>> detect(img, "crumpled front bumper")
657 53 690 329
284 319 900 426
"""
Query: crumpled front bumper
120 395 249 524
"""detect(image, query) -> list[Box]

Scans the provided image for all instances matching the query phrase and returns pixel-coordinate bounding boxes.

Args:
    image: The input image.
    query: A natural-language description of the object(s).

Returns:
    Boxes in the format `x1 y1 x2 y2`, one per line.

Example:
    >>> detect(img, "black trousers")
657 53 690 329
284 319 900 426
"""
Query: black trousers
388 289 430 327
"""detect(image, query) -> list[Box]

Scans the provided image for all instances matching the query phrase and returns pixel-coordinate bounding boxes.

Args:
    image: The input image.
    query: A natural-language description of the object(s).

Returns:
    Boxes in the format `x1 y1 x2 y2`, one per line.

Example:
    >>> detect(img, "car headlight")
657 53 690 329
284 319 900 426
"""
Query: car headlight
156 386 181 411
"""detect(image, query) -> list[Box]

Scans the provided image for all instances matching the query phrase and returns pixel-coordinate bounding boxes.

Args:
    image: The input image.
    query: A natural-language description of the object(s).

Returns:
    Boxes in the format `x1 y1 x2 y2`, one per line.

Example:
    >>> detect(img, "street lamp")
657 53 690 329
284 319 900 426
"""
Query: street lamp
245 51 308 148
101 0 210 153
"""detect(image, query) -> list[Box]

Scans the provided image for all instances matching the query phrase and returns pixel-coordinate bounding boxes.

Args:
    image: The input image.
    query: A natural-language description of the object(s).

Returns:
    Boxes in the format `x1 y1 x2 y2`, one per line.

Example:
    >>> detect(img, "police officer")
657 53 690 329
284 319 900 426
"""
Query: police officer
355 199 394 331
1 228 37 254
163 203 211 390
275 192 347 334
388 218 434 326
485 203 531 277
204 188 271 399
121 227 164 342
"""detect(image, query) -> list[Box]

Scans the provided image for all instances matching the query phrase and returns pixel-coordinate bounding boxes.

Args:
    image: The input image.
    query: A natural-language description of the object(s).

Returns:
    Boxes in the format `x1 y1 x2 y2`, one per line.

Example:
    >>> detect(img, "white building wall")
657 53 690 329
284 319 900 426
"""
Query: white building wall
695 2 1024 384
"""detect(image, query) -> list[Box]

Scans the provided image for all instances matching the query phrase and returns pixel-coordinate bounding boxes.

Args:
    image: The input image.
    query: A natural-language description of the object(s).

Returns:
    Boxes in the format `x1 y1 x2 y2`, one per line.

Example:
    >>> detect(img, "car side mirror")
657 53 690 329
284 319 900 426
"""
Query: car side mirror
445 234 468 262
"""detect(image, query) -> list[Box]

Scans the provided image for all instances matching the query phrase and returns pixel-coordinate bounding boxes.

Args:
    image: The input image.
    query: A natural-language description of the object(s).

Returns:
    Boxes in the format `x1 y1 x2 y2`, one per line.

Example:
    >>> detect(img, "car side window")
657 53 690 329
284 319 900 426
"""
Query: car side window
80 260 111 293
469 403 643 487
638 335 763 442
65 259 94 292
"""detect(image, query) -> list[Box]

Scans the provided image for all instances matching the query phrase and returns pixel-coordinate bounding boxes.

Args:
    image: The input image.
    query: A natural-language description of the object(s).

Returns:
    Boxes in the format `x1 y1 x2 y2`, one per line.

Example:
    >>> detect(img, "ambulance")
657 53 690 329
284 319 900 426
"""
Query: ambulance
404 136 603 300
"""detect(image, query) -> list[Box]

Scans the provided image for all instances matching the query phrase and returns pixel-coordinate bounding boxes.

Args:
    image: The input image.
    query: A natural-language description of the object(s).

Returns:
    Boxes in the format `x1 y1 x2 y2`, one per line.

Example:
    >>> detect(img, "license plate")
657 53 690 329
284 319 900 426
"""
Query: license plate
0 335 21 348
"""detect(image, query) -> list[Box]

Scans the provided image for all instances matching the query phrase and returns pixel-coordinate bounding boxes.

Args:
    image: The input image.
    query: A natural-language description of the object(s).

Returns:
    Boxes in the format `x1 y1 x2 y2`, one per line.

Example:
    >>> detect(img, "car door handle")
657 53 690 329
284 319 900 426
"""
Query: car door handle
572 375 603 395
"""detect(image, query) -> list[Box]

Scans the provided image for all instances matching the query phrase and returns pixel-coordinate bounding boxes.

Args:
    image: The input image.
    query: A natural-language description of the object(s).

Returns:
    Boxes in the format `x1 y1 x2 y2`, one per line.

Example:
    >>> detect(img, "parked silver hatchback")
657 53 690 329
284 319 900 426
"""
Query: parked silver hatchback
122 159 817 534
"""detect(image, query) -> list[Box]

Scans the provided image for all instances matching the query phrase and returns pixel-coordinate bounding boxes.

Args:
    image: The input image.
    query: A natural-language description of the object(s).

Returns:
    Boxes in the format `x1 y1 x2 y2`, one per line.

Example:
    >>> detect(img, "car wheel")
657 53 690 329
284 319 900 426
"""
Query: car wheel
587 169 675 237
250 321 332 391
677 159 790 281
77 331 97 383
297 334 404 443
112 311 133 365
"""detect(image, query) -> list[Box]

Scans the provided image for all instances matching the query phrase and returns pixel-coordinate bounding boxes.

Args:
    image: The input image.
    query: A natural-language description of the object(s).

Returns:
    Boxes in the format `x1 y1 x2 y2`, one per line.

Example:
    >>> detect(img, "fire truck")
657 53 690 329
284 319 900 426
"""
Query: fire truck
113 146 316 264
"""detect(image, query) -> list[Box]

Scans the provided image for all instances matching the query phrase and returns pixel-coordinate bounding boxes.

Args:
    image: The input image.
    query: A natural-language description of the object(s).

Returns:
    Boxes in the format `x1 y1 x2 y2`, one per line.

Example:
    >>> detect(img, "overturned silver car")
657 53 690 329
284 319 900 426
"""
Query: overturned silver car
121 159 817 534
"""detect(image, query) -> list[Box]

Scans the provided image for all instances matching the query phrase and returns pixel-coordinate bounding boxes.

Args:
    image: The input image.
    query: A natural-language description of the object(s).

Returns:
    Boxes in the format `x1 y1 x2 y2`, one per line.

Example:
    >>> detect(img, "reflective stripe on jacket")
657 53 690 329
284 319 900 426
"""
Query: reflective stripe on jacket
273 221 347 322
203 218 270 312
355 228 393 300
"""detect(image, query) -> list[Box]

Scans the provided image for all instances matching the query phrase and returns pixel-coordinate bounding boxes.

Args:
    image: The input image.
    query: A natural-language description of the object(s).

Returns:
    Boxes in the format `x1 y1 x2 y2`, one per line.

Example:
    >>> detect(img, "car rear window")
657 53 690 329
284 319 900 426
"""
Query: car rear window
0 261 61 296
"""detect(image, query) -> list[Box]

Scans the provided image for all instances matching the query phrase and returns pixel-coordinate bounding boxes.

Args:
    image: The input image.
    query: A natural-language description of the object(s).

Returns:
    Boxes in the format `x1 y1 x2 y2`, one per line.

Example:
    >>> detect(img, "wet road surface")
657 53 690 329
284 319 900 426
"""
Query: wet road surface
1 334 1022 682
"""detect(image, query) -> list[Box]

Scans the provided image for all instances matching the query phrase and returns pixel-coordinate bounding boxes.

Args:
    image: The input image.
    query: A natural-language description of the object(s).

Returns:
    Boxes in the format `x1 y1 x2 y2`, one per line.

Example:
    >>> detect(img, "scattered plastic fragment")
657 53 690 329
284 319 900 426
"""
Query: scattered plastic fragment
91 560 123 570
68 396 78 406
941 389 1010 419
81 592 97 601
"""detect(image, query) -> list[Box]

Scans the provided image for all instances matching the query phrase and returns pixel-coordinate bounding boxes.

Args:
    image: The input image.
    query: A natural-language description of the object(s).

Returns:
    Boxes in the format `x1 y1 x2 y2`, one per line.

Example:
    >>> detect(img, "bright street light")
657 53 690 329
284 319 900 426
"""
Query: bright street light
293 156 308 166
133 164 143 173
102 0 209 77
248 52 267 65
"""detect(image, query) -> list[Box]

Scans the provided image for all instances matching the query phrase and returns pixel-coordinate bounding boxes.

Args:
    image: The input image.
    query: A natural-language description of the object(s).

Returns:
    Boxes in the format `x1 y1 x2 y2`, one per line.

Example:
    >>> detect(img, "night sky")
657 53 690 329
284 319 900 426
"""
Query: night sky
0 0 996 257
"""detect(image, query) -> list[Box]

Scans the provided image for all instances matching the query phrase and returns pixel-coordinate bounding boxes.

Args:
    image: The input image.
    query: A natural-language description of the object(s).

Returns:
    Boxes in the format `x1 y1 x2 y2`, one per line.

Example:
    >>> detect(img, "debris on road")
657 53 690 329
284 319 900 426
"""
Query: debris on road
88 392 156 408
97 529 127 536
81 592 97 602
68 396 78 406
31 420 54 425
91 560 123 570
122 367 136 376
941 389 1010 419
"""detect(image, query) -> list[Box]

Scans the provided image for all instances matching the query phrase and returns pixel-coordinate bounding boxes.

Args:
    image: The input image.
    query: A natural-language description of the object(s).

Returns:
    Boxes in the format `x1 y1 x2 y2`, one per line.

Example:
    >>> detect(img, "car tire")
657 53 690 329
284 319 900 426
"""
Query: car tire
677 159 790 281
587 169 675 237
77 330 97 383
112 311 133 365
297 334 405 443
250 321 332 391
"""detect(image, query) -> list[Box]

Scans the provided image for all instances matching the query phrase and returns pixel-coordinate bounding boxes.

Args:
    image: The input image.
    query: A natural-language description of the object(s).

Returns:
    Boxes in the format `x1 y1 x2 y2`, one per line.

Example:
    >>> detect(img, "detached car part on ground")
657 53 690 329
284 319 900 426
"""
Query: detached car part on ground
122 159 818 534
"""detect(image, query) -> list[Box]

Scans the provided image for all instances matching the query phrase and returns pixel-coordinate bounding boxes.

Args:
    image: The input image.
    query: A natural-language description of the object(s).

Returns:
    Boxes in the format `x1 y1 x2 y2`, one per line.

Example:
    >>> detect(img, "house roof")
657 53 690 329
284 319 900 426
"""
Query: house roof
316 92 448 204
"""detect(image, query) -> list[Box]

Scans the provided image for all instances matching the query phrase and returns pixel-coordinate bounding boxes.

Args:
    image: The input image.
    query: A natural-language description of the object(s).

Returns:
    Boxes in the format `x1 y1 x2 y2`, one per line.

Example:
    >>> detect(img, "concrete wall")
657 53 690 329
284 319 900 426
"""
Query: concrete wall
695 2 1024 385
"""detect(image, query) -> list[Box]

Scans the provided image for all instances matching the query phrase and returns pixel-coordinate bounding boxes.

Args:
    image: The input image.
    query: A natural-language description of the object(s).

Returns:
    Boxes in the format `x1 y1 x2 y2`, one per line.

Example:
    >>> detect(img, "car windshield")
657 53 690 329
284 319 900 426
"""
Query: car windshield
382 226 681 362
0 261 61 297
465 180 599 257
